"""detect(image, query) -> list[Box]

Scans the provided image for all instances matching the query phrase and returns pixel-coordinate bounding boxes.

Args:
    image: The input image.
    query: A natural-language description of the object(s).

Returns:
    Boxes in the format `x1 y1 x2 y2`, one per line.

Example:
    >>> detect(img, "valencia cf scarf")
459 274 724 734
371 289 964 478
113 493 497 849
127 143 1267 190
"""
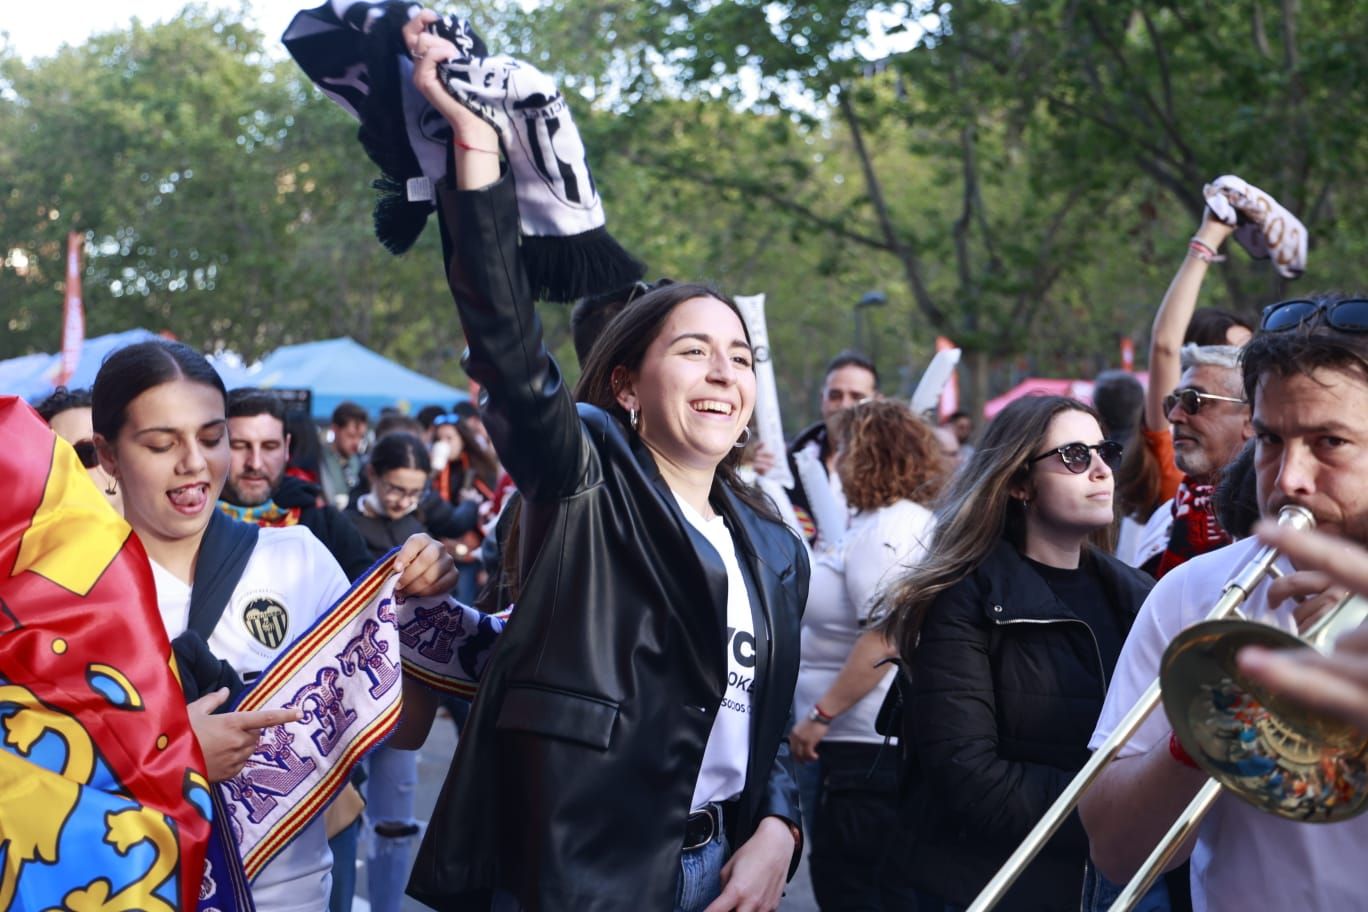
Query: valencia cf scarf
282 0 643 302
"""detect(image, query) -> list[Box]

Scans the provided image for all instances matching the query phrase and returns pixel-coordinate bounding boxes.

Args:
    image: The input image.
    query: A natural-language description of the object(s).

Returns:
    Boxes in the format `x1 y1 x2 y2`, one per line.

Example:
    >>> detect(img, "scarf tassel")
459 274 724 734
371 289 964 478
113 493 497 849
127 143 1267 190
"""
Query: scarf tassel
521 228 644 304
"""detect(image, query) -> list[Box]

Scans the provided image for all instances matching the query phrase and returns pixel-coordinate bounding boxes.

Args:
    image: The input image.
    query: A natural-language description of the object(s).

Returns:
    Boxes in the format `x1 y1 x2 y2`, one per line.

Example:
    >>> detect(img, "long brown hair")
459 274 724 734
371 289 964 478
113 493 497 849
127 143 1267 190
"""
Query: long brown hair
497 282 778 606
833 400 946 511
573 281 778 521
880 395 1106 659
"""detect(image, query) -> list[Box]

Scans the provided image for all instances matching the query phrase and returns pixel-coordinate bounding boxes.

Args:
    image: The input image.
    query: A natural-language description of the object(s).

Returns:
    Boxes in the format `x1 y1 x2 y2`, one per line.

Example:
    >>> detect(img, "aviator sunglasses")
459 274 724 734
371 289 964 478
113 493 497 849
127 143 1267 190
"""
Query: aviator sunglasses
1163 387 1246 416
1028 440 1123 474
1261 297 1368 333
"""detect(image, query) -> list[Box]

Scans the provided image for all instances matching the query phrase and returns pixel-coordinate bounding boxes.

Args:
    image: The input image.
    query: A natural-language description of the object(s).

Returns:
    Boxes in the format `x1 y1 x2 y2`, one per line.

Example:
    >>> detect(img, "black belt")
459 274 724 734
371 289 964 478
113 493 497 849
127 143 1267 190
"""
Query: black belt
683 802 724 851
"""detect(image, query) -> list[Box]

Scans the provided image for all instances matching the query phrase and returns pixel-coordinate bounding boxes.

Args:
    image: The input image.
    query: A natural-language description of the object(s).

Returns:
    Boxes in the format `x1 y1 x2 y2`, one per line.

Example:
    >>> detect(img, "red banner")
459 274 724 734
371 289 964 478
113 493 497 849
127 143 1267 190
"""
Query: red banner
57 232 85 386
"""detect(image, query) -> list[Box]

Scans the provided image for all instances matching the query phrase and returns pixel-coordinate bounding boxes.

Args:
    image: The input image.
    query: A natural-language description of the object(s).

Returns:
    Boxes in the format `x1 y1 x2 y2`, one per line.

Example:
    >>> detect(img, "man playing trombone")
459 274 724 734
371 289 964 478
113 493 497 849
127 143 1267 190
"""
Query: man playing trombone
1080 294 1368 910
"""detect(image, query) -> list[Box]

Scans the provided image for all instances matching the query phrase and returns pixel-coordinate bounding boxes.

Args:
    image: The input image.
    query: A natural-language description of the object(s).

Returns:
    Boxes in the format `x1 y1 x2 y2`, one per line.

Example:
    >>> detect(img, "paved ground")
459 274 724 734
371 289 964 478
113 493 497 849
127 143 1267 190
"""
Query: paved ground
352 712 818 911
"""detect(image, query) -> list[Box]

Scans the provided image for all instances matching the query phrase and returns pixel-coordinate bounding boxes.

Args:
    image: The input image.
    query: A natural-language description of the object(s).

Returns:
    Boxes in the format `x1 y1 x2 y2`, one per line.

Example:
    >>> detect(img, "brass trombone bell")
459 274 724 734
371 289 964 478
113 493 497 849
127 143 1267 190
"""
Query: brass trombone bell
1162 617 1368 823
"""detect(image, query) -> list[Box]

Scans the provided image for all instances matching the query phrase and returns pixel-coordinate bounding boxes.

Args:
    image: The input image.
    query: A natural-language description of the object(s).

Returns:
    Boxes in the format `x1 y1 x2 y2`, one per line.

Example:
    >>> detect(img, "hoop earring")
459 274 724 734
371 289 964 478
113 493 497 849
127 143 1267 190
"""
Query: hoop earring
733 427 752 449
629 408 639 432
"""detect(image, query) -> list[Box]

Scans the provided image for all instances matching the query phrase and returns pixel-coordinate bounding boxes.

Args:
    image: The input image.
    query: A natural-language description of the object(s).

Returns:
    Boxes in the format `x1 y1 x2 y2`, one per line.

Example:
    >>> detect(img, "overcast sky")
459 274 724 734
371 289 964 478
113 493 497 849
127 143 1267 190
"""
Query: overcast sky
3 1 301 60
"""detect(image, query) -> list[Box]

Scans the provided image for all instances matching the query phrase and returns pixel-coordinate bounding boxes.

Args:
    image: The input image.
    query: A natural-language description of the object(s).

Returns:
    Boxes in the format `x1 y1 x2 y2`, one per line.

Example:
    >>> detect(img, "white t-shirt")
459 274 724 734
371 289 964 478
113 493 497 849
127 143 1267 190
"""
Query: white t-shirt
1090 536 1368 911
794 500 933 743
152 525 351 912
1128 496 1175 569
675 495 756 812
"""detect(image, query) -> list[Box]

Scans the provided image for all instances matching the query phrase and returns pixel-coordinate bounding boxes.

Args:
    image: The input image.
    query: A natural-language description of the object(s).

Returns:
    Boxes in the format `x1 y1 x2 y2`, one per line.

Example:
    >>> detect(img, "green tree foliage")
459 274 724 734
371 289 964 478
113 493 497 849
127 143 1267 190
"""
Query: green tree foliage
6 2 1368 427
0 8 468 385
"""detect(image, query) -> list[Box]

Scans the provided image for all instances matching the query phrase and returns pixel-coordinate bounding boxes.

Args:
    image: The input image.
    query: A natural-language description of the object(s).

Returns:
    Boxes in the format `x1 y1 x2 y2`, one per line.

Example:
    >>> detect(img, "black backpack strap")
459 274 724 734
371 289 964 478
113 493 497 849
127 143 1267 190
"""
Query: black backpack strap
188 510 260 641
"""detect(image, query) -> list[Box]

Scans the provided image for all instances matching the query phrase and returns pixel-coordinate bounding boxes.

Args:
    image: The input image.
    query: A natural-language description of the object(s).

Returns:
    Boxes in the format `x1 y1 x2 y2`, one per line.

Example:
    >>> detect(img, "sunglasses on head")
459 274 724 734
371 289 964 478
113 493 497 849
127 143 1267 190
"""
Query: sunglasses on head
432 414 461 427
1029 440 1123 474
1261 298 1368 334
1162 387 1246 416
73 439 99 469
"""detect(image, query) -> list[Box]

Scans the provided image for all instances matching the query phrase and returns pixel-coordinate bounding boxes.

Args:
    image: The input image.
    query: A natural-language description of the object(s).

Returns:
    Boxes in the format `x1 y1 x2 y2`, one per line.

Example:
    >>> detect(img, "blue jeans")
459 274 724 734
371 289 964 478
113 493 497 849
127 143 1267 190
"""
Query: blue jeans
364 747 420 912
327 818 360 912
674 828 730 912
1080 862 1171 912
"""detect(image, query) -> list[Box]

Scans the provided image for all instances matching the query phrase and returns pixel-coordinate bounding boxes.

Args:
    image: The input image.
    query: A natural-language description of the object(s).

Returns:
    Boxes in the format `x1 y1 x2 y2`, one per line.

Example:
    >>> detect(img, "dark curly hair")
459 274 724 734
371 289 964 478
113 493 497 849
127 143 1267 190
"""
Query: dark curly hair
35 386 93 424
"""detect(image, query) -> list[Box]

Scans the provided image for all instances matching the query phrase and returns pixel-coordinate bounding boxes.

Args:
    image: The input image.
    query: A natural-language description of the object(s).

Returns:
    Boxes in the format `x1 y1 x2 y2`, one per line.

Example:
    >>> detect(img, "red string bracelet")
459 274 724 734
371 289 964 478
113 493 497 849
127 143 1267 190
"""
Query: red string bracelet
454 139 500 156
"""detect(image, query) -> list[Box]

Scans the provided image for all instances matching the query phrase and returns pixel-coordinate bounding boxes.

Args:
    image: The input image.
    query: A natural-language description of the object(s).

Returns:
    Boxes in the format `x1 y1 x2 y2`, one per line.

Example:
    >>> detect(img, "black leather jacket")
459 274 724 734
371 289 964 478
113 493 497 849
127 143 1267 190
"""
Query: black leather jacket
408 175 809 912
903 539 1153 911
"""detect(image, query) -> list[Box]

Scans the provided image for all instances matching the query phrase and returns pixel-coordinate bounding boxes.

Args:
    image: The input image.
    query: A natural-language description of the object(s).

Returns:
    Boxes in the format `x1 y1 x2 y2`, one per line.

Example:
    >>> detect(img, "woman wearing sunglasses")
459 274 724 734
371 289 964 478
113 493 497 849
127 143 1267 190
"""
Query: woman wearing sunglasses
881 395 1155 911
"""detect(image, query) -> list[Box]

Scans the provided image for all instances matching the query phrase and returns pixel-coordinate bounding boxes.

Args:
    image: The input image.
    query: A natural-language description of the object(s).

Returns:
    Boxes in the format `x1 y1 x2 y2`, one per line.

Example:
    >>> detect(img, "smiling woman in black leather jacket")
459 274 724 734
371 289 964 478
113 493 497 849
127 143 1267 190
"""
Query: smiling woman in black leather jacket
397 14 808 912
882 395 1155 911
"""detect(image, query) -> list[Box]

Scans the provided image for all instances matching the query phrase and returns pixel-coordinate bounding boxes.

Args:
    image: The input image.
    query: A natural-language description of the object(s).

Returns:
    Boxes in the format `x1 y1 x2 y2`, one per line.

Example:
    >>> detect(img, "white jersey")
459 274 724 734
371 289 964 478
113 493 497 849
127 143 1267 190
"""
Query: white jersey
1090 536 1368 912
152 525 350 912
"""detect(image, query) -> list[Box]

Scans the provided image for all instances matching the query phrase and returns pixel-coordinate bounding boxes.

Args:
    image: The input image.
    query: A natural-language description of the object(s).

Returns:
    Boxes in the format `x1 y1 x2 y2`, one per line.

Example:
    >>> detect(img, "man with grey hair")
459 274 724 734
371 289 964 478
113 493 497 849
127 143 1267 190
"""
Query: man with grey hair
1151 342 1252 577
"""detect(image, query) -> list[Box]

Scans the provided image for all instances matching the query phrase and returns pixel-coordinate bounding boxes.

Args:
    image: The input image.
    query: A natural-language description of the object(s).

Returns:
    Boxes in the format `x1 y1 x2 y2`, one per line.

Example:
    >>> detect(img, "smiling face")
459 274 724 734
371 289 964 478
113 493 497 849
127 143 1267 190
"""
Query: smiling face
615 296 756 475
1168 364 1252 480
224 412 290 507
1016 409 1116 540
97 378 230 550
1255 368 1368 544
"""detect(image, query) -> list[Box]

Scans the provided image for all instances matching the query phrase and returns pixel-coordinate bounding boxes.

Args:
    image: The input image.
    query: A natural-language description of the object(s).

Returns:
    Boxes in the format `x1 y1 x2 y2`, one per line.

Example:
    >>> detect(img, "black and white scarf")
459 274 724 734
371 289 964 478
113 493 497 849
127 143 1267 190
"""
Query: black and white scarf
283 1 643 301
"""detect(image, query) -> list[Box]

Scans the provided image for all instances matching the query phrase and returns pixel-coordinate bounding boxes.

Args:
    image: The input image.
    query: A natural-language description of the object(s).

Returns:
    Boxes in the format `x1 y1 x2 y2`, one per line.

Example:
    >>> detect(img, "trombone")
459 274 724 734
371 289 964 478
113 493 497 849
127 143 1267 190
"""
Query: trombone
966 504 1368 912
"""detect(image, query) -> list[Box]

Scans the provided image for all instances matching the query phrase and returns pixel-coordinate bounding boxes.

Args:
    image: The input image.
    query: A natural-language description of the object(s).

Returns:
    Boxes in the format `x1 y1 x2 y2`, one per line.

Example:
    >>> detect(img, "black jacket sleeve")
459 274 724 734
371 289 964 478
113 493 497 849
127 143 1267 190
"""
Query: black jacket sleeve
908 577 1088 853
436 175 587 503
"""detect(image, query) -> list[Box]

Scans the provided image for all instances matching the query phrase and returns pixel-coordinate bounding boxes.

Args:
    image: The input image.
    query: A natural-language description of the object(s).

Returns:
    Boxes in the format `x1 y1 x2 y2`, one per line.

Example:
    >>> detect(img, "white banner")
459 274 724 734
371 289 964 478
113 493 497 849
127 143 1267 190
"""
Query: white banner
734 293 794 489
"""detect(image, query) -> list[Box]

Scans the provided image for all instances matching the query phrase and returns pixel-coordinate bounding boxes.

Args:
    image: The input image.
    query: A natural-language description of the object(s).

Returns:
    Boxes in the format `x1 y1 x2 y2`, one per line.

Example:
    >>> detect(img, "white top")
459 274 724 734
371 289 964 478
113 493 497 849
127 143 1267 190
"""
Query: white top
1090 536 1368 912
675 495 755 812
794 500 934 743
151 525 350 912
1127 496 1174 569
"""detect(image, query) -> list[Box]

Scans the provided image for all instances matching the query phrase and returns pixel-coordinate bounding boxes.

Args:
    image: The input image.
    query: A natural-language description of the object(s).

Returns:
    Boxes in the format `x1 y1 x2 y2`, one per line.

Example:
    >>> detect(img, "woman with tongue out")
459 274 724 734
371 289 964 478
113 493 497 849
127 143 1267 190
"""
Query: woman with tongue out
90 338 458 912
397 12 808 912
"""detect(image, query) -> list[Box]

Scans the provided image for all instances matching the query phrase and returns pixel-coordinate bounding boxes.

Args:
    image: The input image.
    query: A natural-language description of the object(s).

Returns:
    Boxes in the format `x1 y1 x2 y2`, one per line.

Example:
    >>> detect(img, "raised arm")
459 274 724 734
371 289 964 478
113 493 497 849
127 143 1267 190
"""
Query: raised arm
1144 213 1235 432
407 14 586 502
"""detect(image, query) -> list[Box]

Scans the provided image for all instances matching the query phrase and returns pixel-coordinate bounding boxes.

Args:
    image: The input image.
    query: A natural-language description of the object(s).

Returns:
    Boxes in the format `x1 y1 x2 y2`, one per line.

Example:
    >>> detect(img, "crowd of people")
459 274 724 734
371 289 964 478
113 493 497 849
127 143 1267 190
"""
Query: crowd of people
18 7 1368 912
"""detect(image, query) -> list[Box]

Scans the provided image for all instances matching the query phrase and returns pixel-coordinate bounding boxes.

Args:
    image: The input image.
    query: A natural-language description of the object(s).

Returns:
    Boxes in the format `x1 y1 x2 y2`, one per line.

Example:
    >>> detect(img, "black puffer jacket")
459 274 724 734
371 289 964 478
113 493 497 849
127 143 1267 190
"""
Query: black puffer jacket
904 538 1153 911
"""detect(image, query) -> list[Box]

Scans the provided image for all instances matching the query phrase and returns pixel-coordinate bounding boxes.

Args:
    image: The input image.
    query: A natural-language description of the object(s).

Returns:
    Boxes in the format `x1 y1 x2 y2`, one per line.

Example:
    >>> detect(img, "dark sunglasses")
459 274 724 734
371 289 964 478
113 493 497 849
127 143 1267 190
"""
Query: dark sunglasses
1162 387 1246 416
1261 298 1368 333
1029 440 1123 474
432 414 461 427
73 439 100 469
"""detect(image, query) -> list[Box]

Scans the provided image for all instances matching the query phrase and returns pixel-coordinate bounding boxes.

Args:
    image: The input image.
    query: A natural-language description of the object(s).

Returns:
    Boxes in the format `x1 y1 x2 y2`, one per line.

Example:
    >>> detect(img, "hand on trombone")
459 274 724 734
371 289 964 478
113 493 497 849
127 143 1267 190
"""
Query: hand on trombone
1238 519 1368 732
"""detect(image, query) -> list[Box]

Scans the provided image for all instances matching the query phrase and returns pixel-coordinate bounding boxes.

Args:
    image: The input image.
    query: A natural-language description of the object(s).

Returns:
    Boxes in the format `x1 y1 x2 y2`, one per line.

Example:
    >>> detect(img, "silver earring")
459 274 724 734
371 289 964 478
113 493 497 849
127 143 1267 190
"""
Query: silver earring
733 427 752 449
629 408 639 431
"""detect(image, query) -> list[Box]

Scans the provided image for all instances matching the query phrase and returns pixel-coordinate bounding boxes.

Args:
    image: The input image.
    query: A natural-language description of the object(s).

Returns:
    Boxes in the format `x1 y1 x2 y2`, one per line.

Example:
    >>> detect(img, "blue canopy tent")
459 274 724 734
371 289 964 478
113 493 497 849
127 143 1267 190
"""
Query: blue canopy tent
248 337 469 421
0 329 253 403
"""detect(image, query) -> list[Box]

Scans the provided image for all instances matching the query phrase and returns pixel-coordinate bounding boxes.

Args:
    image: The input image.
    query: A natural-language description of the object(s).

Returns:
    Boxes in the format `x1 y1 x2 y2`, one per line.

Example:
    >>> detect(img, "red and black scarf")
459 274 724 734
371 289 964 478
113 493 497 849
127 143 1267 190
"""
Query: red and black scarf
1155 477 1232 579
